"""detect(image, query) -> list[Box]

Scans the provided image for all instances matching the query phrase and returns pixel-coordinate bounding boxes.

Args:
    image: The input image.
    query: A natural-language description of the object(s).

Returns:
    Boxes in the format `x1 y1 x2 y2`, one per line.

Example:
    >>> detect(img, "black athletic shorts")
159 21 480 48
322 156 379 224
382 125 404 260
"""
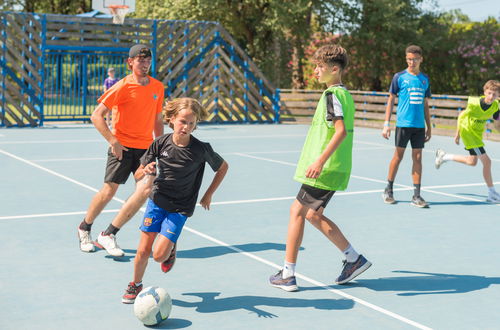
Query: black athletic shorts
104 147 147 184
395 127 425 149
466 146 486 156
296 184 335 211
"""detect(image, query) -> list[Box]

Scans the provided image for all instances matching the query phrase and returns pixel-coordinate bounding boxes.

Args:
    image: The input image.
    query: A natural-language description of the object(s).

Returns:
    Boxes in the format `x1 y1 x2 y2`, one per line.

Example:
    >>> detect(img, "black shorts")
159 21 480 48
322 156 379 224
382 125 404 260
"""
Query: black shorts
395 127 425 149
466 146 486 156
104 147 146 184
296 184 335 211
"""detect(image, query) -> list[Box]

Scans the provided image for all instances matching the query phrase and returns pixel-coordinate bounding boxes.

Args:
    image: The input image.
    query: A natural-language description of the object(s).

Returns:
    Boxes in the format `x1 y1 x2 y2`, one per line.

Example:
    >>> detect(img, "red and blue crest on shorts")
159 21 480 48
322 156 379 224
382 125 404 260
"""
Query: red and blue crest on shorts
143 217 153 227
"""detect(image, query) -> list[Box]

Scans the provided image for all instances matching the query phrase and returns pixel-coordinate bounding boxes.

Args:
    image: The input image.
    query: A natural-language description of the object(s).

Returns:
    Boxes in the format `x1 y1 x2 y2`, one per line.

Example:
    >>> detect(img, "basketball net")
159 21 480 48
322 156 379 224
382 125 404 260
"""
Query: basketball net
108 4 129 24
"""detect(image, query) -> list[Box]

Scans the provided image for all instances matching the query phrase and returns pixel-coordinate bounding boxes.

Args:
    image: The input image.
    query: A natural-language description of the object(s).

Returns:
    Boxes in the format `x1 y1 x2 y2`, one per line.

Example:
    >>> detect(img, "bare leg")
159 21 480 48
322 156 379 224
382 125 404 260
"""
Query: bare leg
451 154 478 166
111 178 153 228
284 200 308 264
411 149 422 185
387 147 406 181
84 182 119 224
305 207 349 251
133 231 157 283
479 154 493 187
152 234 175 263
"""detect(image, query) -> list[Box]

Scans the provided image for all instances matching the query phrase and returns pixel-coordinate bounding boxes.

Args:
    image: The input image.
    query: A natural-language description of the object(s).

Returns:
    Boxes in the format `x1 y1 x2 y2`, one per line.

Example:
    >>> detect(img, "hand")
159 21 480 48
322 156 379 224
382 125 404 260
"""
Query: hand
382 126 391 139
454 134 460 145
425 128 432 142
110 137 128 160
144 162 157 175
305 160 324 179
200 194 212 210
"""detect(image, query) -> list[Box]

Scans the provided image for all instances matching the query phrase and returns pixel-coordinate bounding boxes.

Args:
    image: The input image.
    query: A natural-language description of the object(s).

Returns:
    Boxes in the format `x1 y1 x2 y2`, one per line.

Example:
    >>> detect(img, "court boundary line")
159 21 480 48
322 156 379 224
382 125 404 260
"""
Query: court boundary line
0 147 432 329
235 153 500 205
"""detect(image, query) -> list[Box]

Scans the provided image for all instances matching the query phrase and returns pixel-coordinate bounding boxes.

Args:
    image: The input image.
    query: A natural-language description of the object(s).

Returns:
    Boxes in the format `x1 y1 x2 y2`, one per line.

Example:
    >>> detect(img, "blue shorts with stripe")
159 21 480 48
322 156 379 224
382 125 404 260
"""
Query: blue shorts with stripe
140 199 188 243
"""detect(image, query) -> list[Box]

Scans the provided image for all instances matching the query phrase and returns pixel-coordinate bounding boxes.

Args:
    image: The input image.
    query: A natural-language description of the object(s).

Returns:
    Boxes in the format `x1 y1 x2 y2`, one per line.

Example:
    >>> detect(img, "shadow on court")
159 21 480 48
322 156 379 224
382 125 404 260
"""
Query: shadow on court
172 292 354 318
145 318 192 329
177 242 304 259
349 270 500 296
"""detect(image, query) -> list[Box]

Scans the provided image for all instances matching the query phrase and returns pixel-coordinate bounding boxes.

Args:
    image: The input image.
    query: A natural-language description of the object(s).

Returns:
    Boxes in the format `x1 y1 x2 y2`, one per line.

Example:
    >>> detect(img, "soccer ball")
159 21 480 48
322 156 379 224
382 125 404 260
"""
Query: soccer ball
133 286 172 326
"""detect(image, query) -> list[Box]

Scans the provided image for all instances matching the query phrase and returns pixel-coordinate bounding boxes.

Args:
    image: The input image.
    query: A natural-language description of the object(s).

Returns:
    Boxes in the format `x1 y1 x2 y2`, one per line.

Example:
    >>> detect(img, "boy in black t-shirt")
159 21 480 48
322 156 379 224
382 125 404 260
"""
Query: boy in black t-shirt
121 98 229 304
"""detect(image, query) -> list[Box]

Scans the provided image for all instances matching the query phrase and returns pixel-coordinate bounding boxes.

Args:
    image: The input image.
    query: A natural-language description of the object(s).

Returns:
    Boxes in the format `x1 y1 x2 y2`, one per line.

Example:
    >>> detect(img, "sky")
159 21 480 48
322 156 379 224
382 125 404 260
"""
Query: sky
432 0 500 21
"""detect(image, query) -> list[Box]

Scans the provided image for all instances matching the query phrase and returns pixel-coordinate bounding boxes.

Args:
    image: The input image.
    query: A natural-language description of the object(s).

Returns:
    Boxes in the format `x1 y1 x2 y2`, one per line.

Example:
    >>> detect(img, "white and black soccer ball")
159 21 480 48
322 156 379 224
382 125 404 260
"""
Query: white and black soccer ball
133 286 172 326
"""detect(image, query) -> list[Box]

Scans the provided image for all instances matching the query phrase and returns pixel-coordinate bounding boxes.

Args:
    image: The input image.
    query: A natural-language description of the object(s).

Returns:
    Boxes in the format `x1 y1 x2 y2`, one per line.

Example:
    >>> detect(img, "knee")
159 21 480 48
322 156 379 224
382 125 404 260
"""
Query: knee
467 157 478 166
305 209 321 224
152 250 167 263
100 187 117 202
136 247 152 261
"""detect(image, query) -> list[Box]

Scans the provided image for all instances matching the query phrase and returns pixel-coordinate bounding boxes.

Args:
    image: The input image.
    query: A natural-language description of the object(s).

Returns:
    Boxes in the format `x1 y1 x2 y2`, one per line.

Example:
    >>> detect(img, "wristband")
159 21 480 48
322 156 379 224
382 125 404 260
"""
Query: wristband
383 121 390 127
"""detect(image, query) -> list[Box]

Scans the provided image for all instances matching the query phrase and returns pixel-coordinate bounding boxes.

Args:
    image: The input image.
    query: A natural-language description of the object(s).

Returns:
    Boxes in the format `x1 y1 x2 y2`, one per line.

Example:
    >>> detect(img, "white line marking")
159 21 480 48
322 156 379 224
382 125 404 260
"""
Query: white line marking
0 209 121 220
0 148 431 329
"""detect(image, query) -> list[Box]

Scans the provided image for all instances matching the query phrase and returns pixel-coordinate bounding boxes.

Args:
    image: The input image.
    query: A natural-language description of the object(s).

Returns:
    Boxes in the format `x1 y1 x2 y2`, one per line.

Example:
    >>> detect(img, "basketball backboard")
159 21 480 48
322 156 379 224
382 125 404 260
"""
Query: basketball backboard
92 0 135 13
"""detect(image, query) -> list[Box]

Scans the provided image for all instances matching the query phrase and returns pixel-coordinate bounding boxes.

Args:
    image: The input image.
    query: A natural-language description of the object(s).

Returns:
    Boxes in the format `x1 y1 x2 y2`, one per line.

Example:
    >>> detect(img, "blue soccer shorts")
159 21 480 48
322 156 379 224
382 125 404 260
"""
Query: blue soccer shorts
140 199 187 243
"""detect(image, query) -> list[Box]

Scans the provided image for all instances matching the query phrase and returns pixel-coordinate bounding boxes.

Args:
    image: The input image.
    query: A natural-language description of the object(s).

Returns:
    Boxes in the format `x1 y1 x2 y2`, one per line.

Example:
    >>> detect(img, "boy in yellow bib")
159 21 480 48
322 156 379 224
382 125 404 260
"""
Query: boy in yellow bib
435 80 500 202
269 45 371 291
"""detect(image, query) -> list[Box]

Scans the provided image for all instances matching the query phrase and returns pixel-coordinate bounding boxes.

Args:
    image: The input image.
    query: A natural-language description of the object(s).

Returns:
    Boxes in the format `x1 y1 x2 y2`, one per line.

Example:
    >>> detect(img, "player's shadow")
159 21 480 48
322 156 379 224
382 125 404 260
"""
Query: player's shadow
177 242 303 259
145 318 192 329
102 248 138 262
350 270 500 296
172 292 353 318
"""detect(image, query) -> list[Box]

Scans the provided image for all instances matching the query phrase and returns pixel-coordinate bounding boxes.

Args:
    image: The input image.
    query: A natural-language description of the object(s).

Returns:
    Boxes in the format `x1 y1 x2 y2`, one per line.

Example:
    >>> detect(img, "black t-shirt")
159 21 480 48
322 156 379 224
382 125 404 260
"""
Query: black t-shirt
140 133 224 217
480 98 499 119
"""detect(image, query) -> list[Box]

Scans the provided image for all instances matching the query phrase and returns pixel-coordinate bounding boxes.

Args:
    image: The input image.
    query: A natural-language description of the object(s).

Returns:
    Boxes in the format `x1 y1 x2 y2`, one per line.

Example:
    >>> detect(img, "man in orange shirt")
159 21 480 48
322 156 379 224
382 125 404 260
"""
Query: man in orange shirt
77 44 164 257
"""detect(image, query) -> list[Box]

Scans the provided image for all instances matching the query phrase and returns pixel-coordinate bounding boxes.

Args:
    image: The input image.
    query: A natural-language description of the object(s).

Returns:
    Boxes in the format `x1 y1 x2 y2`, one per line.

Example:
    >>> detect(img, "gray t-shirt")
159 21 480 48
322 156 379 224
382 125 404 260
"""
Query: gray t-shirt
140 133 224 217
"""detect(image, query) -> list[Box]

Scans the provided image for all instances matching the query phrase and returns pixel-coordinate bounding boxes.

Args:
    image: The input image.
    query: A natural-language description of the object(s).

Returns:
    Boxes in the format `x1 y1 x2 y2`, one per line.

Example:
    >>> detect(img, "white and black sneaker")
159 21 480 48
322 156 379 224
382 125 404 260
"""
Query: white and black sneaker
78 228 95 252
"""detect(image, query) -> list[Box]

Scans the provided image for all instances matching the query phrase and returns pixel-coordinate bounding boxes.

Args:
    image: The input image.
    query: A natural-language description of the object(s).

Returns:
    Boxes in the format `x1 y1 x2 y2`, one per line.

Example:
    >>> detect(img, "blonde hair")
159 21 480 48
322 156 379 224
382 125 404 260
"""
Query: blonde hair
483 80 500 94
313 44 349 70
164 97 208 129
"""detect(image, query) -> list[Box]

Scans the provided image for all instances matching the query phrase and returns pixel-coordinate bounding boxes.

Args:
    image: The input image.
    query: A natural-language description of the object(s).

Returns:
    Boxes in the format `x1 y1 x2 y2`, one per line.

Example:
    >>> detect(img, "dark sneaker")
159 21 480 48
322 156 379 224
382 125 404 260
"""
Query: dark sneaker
269 270 298 292
161 243 176 273
411 195 429 208
382 188 396 204
122 282 143 304
335 255 372 285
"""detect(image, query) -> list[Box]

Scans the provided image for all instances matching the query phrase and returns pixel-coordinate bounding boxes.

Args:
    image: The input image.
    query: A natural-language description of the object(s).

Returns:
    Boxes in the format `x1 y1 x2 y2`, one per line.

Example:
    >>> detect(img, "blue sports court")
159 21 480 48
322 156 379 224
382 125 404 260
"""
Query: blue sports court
1 124 499 329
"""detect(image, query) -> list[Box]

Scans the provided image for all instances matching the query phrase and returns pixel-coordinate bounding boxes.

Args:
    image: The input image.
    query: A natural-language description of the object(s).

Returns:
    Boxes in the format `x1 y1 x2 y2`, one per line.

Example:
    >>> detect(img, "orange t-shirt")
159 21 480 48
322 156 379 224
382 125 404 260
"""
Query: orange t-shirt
98 74 164 149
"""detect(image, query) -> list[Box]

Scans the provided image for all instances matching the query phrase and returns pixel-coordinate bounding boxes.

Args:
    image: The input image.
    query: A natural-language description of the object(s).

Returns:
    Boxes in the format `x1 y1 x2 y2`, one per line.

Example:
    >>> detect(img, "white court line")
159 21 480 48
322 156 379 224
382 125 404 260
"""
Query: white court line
0 147 431 329
0 209 121 220
234 153 500 205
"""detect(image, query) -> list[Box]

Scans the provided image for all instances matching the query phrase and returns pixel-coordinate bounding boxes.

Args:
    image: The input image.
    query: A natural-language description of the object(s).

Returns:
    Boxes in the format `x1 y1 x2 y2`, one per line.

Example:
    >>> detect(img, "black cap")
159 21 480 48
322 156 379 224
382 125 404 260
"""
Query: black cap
129 44 152 58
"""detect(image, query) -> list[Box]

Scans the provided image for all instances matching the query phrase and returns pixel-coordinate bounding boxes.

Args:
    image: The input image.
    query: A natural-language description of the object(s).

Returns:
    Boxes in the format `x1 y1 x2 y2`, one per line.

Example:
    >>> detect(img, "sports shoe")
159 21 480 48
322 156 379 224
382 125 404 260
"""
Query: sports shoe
487 191 500 203
335 255 372 285
269 269 298 292
122 282 143 304
435 149 446 169
161 243 177 273
382 188 396 204
96 232 124 257
411 195 429 208
78 228 95 252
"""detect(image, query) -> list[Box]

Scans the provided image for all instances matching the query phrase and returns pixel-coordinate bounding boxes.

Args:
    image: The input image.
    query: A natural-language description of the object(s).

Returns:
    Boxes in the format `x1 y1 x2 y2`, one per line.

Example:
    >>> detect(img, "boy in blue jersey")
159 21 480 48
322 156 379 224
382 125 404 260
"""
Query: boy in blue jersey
381 45 431 208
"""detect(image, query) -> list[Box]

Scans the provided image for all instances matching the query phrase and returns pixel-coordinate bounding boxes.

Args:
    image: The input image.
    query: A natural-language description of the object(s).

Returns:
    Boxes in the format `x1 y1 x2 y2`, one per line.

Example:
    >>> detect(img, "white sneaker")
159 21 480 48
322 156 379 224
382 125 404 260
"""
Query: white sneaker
78 228 95 252
435 149 446 169
487 191 500 203
96 232 124 257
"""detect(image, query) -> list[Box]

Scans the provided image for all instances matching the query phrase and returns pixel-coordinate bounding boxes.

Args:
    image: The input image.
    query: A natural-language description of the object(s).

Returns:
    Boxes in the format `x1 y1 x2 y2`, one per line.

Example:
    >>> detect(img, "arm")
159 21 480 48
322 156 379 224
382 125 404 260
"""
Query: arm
200 161 229 210
454 111 464 145
424 97 431 142
305 119 346 179
154 112 164 139
90 103 128 159
382 94 396 139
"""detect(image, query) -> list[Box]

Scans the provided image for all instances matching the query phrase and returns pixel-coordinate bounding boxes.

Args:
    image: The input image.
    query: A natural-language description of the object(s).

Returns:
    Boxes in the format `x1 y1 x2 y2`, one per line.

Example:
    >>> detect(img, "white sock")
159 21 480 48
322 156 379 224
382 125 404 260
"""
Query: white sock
135 281 142 287
488 186 496 195
443 154 454 161
343 244 359 263
282 261 296 278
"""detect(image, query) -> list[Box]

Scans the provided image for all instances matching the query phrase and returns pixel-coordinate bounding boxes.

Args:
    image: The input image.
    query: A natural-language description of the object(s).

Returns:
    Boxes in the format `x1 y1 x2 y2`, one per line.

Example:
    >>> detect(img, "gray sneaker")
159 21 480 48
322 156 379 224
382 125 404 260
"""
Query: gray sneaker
411 195 429 208
335 255 372 285
382 188 396 204
435 149 446 169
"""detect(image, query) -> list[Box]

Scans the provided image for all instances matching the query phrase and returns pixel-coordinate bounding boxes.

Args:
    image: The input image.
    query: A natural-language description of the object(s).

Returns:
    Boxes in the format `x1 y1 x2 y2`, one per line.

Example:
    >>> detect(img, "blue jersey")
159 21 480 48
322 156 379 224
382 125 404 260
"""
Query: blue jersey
389 70 431 128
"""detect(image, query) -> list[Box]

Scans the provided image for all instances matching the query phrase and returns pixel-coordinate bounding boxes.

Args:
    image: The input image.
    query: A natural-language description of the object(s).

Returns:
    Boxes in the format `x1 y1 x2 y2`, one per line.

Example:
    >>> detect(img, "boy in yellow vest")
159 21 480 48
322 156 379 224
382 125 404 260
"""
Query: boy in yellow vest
435 80 500 202
269 45 371 291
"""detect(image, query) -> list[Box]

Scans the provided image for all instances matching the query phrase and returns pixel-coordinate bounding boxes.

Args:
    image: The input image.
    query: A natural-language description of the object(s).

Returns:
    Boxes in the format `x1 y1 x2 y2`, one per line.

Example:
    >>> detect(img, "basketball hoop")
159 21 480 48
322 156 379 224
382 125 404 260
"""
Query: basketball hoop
108 4 129 24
